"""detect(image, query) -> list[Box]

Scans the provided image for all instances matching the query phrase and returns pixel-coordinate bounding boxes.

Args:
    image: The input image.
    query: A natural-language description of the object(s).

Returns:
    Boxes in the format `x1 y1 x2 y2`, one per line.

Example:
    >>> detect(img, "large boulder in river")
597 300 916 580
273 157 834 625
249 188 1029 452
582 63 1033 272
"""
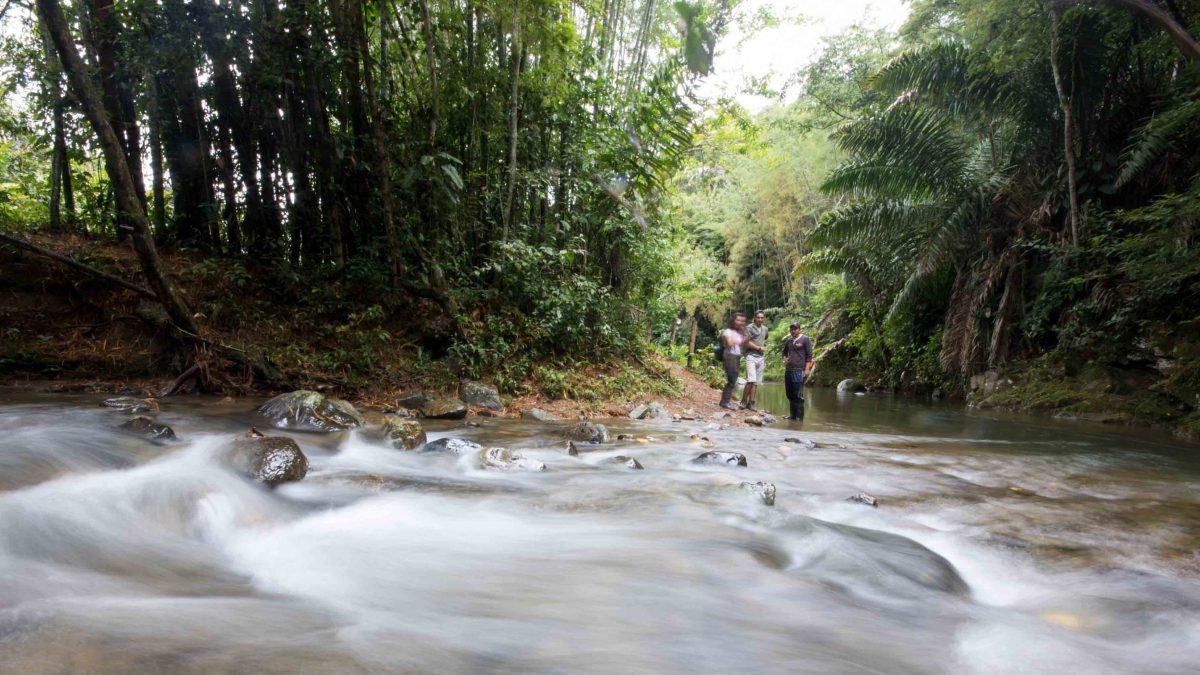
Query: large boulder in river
459 380 503 411
226 430 308 487
694 451 748 467
566 421 609 444
420 397 469 419
380 417 427 450
424 437 483 455
837 379 866 394
118 416 176 441
475 447 546 472
102 396 159 414
258 390 364 431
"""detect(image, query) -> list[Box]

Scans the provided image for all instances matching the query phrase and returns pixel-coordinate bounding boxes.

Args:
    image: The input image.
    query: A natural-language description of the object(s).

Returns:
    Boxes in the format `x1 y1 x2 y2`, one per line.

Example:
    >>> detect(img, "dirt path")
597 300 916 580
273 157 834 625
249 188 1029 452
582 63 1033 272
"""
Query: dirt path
507 357 765 423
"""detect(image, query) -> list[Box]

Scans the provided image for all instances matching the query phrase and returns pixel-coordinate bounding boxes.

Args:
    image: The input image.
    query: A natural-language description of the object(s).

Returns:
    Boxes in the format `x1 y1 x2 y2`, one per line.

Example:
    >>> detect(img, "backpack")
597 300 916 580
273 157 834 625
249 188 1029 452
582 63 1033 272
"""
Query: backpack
712 340 725 361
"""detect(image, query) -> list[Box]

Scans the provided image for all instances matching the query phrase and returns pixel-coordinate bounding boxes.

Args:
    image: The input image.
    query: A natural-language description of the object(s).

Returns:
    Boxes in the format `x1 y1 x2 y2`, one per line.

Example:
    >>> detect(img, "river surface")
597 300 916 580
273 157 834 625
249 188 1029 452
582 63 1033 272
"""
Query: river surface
0 386 1198 674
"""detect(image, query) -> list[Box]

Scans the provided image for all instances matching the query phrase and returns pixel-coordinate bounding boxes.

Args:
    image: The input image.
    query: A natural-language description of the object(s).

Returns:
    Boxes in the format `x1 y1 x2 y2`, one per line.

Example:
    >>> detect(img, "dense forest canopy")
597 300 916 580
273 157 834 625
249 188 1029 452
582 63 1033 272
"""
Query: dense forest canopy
1 0 731 388
1 0 1199 432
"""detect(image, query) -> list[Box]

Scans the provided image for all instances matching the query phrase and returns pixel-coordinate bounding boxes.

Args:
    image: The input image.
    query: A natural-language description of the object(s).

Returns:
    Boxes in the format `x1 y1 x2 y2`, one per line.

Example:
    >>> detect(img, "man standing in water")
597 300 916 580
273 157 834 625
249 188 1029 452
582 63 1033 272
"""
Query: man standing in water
741 311 768 410
782 322 814 419
719 312 747 410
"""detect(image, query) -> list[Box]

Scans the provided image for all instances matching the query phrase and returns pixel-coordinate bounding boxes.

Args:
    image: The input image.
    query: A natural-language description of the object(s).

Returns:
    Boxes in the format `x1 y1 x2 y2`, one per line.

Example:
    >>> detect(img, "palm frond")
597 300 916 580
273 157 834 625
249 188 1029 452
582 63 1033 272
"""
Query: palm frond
811 200 941 248
871 42 1021 119
1117 97 1200 188
827 105 970 196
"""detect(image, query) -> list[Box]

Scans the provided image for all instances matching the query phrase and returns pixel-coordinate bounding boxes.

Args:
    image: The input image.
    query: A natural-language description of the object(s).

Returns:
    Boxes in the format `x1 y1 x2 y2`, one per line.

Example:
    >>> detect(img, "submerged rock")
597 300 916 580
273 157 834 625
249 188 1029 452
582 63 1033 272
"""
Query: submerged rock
380 417 427 450
424 437 483 455
694 451 748 467
258 390 364 431
770 516 969 598
227 430 308 487
521 408 560 422
784 437 817 449
740 481 777 506
102 396 159 414
476 447 546 472
837 379 866 394
118 416 176 441
566 440 580 456
459 380 503 411
420 397 469 420
604 455 644 470
567 421 609 444
847 492 879 507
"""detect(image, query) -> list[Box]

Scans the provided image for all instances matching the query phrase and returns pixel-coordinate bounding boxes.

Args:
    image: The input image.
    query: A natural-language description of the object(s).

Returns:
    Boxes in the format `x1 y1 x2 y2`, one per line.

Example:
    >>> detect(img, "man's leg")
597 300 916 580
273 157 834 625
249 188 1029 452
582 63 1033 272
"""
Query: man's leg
720 353 740 408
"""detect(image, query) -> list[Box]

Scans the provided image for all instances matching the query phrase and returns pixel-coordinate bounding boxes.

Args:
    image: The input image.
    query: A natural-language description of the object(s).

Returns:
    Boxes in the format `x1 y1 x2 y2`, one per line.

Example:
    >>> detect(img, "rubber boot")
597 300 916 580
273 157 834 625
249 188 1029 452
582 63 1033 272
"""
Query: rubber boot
789 400 803 420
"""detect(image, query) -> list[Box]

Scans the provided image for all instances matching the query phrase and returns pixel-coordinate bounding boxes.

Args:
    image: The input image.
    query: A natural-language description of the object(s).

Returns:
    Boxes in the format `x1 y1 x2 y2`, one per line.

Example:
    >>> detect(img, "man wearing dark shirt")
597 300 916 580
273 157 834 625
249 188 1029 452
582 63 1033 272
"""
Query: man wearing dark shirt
782 323 814 420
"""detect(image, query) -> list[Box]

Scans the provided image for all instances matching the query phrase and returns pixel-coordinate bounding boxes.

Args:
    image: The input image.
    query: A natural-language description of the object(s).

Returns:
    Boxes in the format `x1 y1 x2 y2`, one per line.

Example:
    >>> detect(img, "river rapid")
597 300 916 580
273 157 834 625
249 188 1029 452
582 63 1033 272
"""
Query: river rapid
0 386 1198 674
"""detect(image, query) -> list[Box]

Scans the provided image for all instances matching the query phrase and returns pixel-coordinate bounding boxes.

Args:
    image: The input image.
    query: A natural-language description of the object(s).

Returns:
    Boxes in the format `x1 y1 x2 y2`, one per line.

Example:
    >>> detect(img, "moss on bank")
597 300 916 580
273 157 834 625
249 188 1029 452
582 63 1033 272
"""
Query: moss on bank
971 358 1199 439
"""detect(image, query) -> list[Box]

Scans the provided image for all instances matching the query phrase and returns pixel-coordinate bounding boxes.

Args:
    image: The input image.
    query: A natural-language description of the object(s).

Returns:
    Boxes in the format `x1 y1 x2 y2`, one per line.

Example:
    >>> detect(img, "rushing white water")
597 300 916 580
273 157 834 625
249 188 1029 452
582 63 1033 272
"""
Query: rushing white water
1 389 1197 673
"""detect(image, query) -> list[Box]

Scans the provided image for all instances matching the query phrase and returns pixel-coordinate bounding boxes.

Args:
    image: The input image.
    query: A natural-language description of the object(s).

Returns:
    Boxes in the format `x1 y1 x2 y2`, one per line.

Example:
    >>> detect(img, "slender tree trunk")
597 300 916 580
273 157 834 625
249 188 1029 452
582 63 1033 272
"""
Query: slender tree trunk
1050 9 1081 248
418 0 441 143
49 98 65 230
37 0 200 336
148 81 167 234
502 4 522 239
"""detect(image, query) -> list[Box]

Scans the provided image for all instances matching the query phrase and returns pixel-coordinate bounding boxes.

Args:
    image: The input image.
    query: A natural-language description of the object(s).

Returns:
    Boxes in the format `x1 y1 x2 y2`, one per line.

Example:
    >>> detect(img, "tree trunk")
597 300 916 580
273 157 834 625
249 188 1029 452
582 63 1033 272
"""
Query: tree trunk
687 317 698 369
1105 0 1200 62
1050 9 1081 248
37 0 200 336
49 98 65 230
502 4 522 239
148 80 167 234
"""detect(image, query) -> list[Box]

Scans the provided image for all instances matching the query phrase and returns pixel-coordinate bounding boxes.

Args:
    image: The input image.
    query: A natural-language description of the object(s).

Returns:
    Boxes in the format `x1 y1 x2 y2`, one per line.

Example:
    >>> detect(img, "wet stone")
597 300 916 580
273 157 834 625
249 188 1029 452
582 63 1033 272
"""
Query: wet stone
837 379 866 393
459 380 503 411
421 397 469 420
740 481 777 506
567 421 610 444
604 455 644 470
258 390 364 432
395 391 428 408
227 431 308 487
847 493 878 507
381 417 427 450
694 451 748 467
118 416 176 441
784 437 816 449
102 397 159 414
521 408 560 422
424 437 483 455
477 447 546 472
744 416 764 427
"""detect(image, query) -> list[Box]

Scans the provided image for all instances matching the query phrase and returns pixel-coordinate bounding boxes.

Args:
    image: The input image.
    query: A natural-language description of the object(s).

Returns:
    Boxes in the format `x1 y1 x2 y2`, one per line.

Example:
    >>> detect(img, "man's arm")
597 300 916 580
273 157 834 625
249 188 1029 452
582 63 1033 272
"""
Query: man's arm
804 337 815 376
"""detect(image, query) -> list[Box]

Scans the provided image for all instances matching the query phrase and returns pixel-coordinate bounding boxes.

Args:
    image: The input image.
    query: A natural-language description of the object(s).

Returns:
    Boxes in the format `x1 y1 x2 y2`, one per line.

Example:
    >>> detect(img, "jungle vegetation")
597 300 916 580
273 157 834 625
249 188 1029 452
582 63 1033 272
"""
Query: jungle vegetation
1 0 1199 430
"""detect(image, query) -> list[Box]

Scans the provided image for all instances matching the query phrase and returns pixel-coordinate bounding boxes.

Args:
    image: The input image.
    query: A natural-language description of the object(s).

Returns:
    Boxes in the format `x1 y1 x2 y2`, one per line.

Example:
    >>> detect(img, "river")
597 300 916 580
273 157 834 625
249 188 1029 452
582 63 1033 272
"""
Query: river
0 386 1197 674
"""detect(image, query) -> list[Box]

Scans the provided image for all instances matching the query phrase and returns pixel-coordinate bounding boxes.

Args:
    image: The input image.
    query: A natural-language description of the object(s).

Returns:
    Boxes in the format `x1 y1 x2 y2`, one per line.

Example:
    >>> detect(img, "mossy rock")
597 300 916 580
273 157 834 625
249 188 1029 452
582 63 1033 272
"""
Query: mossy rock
566 421 609 444
420 397 469 419
258 390 364 431
381 417 427 450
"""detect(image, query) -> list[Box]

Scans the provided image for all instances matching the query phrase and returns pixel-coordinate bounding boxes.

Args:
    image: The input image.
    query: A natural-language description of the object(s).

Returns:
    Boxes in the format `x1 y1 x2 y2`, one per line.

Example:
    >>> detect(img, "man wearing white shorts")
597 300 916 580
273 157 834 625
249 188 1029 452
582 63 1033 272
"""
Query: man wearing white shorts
742 311 768 411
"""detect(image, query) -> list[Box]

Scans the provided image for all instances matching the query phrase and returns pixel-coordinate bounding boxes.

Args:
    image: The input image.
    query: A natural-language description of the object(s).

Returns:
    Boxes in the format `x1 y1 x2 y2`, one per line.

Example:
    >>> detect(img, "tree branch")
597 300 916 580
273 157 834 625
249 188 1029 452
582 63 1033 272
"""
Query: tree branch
0 230 159 300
